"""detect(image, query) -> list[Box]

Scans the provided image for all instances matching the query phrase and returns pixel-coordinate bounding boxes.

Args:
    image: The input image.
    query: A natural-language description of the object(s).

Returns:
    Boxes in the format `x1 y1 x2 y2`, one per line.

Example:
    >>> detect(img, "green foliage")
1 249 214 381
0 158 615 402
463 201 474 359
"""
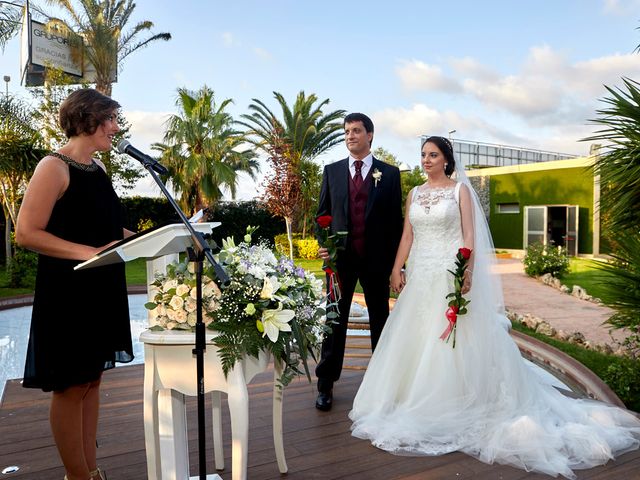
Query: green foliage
296 238 319 259
137 218 155 231
205 200 286 247
42 0 171 96
602 359 640 412
239 91 345 234
153 86 258 215
511 321 640 411
8 237 37 289
274 233 303 257
120 196 179 232
586 77 640 233
593 231 640 333
523 243 570 277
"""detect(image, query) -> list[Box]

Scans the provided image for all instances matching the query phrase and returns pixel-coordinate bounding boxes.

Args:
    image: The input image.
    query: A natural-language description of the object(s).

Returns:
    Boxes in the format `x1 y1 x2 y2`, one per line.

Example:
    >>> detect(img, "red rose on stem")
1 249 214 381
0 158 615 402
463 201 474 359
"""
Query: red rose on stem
441 248 472 348
316 216 348 314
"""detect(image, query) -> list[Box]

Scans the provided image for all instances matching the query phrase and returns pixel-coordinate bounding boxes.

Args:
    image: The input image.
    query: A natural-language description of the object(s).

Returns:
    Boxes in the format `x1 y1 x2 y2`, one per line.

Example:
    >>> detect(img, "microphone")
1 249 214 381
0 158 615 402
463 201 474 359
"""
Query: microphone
116 139 168 175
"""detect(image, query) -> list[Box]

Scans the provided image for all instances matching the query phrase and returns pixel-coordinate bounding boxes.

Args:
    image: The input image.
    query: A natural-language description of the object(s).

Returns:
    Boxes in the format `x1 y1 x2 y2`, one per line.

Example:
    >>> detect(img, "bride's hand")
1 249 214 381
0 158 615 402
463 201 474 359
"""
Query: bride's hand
461 269 472 294
390 268 406 294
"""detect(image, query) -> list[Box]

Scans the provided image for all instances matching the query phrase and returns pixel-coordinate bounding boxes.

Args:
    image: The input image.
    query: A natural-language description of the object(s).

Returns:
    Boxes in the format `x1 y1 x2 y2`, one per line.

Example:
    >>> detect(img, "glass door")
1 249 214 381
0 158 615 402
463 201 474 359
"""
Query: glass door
566 205 579 256
524 206 547 248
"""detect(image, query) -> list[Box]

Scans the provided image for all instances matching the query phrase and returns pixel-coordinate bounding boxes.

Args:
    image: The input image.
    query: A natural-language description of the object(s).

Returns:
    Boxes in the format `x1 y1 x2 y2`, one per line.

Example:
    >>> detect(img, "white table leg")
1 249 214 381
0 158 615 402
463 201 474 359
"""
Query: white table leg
226 367 249 480
211 390 224 470
143 345 161 480
272 361 288 473
158 389 189 479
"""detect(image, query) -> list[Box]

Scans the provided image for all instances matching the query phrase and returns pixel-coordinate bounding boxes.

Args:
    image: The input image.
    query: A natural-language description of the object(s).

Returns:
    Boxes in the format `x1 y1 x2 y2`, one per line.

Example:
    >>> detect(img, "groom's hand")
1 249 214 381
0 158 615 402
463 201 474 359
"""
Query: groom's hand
318 247 330 261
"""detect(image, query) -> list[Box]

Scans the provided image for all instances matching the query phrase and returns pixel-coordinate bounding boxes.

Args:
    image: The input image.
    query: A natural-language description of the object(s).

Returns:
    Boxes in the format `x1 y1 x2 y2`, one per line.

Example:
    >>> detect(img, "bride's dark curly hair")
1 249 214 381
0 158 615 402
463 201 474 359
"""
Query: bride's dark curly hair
422 136 456 177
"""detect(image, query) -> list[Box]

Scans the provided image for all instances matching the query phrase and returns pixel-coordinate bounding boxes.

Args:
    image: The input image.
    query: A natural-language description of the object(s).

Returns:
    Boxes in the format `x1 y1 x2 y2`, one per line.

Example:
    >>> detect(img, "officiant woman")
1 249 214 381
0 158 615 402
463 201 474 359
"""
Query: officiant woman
16 88 135 480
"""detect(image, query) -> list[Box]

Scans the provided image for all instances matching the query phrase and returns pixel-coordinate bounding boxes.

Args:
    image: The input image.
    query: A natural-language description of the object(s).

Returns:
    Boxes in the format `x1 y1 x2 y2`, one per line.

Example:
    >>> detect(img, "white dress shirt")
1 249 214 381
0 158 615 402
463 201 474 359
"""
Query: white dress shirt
349 153 373 180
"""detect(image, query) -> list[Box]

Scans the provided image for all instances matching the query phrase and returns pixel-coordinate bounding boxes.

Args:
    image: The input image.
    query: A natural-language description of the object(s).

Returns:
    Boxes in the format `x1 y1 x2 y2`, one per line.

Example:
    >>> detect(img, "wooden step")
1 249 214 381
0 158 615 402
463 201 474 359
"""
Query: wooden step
344 352 371 359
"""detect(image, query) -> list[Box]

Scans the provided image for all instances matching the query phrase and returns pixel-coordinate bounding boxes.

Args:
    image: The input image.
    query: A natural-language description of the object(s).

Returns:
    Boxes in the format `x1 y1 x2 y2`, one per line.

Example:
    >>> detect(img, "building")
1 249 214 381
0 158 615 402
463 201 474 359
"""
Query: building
465 157 600 256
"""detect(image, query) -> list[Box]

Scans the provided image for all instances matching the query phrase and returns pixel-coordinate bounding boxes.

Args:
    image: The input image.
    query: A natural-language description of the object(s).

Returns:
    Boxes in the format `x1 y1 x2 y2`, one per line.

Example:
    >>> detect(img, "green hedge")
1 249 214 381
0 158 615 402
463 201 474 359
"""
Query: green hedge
205 201 286 247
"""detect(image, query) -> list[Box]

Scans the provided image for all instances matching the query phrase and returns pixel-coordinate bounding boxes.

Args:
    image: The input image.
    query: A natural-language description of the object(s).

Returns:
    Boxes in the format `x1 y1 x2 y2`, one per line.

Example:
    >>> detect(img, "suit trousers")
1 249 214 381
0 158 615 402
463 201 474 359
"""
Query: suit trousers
315 254 391 391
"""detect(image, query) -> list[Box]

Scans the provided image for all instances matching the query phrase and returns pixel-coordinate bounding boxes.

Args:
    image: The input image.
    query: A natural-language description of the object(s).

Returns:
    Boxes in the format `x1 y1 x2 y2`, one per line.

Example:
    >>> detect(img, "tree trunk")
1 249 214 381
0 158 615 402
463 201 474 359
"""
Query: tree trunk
4 215 11 272
285 216 294 260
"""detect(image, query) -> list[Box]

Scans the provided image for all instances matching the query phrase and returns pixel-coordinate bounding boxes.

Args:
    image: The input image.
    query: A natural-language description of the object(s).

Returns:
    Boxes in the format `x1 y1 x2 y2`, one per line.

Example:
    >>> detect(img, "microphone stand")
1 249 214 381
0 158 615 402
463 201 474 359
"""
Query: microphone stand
140 162 228 480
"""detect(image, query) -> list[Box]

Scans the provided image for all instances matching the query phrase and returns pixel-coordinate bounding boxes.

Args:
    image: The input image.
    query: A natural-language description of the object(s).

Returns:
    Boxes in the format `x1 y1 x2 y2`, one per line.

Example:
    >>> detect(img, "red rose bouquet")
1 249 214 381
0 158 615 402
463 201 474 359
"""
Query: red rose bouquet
316 215 348 313
440 247 472 347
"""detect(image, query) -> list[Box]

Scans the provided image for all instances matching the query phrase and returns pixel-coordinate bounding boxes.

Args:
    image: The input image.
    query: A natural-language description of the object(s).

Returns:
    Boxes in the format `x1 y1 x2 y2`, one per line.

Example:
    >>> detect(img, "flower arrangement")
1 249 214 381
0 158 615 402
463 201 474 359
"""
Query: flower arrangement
146 262 221 330
316 215 347 315
440 247 472 347
145 227 330 386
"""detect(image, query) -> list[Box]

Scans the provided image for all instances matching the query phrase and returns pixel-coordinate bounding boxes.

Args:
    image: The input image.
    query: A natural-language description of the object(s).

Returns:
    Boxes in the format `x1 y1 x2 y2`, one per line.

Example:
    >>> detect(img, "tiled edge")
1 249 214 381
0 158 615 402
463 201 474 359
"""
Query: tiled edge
0 285 148 311
511 329 627 409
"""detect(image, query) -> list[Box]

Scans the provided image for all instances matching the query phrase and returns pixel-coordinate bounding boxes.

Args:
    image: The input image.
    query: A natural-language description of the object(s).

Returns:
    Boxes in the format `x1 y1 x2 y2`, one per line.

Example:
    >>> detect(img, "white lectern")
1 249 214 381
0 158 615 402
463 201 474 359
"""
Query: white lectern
75 223 287 480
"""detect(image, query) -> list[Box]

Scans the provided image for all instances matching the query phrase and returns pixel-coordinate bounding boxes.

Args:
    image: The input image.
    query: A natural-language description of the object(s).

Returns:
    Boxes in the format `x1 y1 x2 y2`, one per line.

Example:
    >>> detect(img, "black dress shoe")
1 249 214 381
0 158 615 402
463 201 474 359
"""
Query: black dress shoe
315 391 333 411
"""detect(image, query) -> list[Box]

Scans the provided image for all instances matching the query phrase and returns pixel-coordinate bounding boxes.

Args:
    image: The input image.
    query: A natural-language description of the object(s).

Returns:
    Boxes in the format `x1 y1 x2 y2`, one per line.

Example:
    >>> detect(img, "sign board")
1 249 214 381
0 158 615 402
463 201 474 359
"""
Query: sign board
30 20 82 76
19 14 116 87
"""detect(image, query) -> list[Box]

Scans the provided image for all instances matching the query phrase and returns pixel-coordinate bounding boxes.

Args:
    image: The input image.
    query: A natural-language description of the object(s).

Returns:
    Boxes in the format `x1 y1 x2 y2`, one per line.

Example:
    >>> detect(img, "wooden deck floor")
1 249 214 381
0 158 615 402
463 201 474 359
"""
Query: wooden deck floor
1 338 640 480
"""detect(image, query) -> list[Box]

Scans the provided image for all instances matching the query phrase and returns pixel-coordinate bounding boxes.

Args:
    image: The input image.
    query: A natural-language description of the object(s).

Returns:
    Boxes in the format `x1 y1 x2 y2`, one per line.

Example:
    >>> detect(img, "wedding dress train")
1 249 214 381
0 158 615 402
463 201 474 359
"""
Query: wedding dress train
349 182 640 479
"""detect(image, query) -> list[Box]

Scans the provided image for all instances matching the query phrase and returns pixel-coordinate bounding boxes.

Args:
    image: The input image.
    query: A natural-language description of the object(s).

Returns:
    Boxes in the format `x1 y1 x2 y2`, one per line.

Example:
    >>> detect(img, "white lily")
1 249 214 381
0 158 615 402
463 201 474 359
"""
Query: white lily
260 303 294 342
260 276 281 299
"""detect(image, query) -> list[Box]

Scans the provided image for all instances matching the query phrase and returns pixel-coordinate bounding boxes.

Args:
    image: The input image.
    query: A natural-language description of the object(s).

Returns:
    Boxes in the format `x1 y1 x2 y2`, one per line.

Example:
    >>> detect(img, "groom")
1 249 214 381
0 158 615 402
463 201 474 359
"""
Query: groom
315 112 403 411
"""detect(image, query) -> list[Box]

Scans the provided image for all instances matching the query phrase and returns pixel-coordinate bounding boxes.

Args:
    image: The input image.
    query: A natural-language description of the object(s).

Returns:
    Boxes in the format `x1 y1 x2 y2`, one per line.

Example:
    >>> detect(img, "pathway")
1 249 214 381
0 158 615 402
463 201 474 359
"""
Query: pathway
494 258 626 347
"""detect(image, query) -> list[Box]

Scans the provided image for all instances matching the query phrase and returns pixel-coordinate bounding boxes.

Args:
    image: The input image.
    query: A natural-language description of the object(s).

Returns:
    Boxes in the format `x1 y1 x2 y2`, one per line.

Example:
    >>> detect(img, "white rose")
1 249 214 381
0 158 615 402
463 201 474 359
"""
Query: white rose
166 309 178 321
185 296 197 313
156 304 167 316
207 299 218 311
176 284 190 297
187 312 197 326
163 279 178 292
169 295 184 311
174 309 187 323
203 281 221 298
190 287 198 299
166 321 178 330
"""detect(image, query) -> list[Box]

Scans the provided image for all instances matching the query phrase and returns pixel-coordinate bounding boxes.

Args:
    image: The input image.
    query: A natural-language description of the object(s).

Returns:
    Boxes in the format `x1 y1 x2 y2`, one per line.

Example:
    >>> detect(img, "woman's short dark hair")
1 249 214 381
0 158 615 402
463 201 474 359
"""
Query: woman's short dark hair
59 89 120 138
422 136 456 177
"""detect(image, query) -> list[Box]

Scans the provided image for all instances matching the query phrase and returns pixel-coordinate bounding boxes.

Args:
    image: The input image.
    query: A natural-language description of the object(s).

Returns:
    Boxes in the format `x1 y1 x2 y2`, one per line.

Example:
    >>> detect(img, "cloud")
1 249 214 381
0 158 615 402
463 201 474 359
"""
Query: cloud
602 0 640 15
123 110 171 151
396 60 462 93
253 47 273 61
221 32 235 47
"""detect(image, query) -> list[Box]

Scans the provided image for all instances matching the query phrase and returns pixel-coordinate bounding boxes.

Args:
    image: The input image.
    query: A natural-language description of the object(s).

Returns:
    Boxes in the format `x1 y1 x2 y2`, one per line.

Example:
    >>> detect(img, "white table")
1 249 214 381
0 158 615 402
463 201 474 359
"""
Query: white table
140 329 288 480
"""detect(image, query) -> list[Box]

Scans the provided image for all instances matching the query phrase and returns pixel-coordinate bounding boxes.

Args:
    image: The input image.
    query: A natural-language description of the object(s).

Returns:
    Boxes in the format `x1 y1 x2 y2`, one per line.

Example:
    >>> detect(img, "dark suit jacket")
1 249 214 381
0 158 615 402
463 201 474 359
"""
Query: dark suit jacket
316 157 403 274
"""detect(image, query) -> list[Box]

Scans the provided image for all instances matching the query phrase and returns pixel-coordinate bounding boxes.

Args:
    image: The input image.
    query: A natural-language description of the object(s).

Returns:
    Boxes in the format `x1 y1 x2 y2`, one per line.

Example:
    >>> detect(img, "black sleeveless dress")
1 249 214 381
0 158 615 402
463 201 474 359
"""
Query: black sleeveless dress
23 154 134 392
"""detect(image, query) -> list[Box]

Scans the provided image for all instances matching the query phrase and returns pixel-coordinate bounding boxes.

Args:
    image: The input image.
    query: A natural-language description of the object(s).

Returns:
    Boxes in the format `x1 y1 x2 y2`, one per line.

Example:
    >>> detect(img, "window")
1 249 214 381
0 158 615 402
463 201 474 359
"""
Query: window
497 203 520 214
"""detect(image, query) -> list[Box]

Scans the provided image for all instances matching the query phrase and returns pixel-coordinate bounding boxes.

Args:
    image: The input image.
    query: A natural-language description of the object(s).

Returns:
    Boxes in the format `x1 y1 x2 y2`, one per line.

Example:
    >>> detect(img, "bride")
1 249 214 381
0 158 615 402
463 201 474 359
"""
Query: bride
349 136 640 479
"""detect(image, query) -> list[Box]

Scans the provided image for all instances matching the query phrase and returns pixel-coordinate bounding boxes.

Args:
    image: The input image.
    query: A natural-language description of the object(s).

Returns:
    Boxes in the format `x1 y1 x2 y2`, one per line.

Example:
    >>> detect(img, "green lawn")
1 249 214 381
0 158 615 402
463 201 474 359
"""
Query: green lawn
558 258 614 301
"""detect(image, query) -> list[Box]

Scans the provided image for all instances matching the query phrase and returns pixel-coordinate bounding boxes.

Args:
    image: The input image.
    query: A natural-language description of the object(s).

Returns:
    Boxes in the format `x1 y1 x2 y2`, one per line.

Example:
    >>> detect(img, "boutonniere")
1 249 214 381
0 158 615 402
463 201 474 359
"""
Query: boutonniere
372 168 382 187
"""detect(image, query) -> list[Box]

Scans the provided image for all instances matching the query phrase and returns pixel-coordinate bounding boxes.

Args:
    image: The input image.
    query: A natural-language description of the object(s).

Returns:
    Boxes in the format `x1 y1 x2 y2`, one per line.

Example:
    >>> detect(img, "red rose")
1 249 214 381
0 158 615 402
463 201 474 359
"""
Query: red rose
445 306 459 323
317 215 332 229
459 247 472 260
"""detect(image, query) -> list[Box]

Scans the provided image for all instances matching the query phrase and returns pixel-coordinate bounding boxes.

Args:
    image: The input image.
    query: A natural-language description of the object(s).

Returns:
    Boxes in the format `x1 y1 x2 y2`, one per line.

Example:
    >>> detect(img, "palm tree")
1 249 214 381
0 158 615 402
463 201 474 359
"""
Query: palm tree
0 1 22 52
0 95 47 269
584 77 640 340
153 86 259 216
43 0 171 96
240 91 345 242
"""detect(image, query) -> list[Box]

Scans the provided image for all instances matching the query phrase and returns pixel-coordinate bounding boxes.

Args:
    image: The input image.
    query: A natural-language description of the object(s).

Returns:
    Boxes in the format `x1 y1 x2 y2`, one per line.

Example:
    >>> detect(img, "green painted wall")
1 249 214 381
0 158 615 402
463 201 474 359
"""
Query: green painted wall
488 167 594 253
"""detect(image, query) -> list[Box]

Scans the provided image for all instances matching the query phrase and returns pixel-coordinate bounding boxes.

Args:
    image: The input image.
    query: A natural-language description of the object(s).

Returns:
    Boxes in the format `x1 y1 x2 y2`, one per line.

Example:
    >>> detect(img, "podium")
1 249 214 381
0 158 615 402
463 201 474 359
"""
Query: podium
75 223 288 480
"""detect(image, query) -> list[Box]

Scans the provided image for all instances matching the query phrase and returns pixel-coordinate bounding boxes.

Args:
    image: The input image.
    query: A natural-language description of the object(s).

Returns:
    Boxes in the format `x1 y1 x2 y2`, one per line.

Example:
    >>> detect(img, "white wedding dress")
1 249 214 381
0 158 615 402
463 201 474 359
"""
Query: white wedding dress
349 182 640 479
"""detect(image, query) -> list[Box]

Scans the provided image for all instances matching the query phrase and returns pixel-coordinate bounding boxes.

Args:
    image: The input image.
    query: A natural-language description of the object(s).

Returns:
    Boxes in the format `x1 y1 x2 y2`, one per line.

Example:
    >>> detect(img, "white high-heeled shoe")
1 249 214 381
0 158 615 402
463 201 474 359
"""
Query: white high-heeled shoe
90 468 106 480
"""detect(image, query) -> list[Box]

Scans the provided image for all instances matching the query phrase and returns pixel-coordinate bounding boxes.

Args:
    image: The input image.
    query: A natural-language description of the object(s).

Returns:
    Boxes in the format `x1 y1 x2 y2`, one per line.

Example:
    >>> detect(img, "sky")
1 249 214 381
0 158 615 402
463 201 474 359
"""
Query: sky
2 0 640 199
